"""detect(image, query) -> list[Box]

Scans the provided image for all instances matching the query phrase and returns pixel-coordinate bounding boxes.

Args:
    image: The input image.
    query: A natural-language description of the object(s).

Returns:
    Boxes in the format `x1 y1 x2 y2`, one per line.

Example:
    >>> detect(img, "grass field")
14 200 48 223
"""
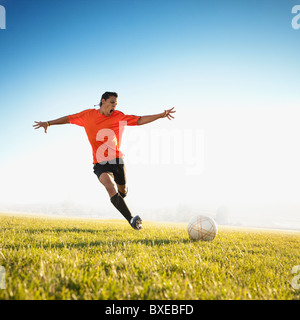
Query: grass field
0 213 299 300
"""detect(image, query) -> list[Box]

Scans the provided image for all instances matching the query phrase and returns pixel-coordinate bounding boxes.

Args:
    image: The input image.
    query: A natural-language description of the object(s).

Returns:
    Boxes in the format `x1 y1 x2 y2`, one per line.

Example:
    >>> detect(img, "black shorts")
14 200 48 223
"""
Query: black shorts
93 158 127 185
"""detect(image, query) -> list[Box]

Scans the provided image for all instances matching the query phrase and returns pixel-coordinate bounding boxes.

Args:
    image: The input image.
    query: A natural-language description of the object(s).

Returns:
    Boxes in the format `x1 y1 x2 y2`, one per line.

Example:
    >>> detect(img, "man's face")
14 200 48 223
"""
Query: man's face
101 96 118 116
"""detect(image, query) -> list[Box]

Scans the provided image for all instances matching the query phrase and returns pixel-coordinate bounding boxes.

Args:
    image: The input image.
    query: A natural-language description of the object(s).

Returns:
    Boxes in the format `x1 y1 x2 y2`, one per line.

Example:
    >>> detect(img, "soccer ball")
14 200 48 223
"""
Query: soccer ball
187 215 218 241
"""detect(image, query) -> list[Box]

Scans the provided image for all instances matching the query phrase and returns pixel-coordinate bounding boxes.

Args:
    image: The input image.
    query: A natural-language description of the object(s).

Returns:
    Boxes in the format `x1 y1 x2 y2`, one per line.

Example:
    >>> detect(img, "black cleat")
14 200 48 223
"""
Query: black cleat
130 215 142 230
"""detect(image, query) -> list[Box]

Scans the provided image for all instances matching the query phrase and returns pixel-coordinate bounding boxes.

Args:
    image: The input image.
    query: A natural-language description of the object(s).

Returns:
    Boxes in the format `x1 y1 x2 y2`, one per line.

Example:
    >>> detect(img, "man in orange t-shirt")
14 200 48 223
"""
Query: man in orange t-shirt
33 92 176 230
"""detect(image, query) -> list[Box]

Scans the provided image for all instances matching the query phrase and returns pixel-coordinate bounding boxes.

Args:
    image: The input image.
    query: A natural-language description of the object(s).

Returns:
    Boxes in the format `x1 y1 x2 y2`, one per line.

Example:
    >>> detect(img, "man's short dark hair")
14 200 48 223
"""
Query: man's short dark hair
100 92 118 106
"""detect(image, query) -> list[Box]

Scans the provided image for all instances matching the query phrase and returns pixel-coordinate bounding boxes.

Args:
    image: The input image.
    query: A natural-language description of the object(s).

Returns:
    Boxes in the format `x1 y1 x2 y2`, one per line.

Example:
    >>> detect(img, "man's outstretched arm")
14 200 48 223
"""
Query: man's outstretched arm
137 107 176 125
33 116 70 133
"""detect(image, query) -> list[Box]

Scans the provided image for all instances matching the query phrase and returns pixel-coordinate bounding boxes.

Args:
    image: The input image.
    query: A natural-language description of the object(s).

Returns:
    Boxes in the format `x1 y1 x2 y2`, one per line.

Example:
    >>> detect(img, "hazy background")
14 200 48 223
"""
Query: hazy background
1 0 300 230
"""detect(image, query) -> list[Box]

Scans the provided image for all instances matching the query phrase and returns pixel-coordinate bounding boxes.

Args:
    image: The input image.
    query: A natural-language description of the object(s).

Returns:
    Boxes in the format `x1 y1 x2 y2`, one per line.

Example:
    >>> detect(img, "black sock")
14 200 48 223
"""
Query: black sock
110 193 133 223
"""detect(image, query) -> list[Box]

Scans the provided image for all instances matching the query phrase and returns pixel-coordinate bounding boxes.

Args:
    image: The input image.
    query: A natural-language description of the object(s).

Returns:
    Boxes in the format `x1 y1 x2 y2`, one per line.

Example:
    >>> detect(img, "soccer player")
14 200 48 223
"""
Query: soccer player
33 92 176 230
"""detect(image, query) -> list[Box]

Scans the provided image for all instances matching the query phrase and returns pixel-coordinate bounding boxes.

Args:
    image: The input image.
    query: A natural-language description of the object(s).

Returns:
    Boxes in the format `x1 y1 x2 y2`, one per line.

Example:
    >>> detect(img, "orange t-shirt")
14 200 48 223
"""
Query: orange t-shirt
68 109 140 164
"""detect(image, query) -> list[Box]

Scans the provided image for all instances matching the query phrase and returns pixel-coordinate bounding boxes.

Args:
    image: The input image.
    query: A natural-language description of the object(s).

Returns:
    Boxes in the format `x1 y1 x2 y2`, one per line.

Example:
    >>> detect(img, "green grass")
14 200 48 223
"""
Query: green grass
0 213 299 300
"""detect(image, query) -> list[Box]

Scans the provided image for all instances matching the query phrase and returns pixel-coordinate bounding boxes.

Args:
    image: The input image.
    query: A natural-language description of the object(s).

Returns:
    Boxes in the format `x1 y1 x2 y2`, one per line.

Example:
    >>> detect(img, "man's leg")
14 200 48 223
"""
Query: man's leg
99 172 117 198
116 183 128 198
99 172 133 223
112 161 128 198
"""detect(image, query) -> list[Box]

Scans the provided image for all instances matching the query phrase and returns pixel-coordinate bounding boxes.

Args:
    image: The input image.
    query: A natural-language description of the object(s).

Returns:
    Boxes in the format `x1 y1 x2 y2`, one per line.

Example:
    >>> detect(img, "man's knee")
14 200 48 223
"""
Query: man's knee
118 185 128 198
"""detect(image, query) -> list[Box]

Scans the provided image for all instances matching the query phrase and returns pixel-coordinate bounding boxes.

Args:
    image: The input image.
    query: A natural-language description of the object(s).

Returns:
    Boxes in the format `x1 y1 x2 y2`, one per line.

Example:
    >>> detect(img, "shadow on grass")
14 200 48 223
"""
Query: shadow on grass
22 227 117 234
5 238 194 250
69 238 194 248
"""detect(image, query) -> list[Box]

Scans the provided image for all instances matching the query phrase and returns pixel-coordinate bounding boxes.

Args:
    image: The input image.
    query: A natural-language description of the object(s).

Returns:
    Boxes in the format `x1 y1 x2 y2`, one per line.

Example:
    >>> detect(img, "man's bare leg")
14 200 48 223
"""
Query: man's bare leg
99 173 133 223
99 173 142 229
99 172 117 198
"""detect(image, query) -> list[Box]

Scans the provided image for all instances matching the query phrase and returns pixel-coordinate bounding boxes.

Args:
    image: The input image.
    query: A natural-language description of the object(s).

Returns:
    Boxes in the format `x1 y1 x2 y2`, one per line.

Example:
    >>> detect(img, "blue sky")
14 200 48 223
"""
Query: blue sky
1 0 299 156
0 0 300 223
1 0 299 110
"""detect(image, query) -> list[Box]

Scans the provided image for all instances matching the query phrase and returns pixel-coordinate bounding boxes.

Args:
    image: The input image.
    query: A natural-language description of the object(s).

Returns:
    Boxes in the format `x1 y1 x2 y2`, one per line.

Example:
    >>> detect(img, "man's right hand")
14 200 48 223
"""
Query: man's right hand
33 121 49 133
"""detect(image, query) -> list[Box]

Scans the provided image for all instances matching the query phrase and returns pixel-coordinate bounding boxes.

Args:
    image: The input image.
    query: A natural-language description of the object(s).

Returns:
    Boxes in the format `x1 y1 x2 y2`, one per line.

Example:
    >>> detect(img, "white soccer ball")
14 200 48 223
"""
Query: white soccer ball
187 215 218 241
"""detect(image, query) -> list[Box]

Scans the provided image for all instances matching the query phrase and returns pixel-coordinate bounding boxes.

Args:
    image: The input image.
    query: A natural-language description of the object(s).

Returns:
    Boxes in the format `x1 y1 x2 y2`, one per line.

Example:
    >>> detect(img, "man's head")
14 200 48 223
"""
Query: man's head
99 91 118 116
100 92 118 106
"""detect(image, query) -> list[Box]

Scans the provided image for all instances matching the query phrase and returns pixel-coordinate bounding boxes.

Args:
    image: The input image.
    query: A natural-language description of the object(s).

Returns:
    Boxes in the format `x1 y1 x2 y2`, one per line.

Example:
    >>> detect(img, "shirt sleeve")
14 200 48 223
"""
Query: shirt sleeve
68 109 92 127
118 111 141 126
